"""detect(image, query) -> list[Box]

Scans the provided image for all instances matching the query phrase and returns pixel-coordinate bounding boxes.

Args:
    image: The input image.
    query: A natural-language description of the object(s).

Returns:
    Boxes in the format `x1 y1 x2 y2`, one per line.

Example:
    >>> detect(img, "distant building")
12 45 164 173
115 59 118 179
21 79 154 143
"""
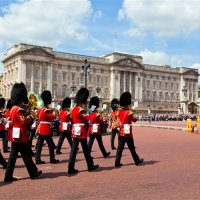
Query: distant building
1 43 199 114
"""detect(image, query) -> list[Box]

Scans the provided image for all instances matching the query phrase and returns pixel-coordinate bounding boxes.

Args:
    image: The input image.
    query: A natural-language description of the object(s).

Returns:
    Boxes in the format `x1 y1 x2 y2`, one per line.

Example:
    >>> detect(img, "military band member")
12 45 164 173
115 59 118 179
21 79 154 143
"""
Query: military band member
35 90 59 164
88 96 110 158
115 92 143 167
68 88 99 174
0 98 9 153
109 98 120 150
4 82 42 182
56 97 73 154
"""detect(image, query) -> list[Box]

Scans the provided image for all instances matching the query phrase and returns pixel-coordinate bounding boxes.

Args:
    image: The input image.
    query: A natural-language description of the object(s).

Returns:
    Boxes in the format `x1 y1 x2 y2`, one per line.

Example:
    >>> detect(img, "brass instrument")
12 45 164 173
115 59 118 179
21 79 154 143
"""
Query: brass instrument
27 92 44 119
27 92 44 111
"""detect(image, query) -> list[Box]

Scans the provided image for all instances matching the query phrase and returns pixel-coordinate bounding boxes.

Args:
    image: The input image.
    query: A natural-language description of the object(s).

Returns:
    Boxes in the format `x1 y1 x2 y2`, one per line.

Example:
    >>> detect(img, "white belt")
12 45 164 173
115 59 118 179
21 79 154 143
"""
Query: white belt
40 121 51 125
123 124 133 126
73 123 85 126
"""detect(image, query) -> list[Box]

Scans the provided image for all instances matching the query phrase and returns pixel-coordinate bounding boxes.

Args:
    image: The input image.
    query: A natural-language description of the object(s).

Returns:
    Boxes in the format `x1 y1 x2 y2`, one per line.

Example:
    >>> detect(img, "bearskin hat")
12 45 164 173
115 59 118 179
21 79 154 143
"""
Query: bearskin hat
120 92 132 107
41 90 52 105
75 88 89 104
62 97 71 109
11 82 28 105
111 98 119 111
89 96 99 110
6 99 12 109
0 98 5 108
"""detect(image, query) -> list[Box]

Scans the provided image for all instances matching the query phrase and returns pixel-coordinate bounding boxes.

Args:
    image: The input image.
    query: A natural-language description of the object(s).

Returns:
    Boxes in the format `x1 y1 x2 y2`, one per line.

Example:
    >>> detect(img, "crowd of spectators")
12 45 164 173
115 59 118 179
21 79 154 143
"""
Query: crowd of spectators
135 113 197 122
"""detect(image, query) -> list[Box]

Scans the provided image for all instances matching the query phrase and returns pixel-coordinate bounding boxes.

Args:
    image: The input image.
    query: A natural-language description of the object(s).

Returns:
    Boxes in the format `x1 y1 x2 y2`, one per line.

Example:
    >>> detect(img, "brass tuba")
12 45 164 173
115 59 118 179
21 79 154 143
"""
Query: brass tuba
27 92 44 111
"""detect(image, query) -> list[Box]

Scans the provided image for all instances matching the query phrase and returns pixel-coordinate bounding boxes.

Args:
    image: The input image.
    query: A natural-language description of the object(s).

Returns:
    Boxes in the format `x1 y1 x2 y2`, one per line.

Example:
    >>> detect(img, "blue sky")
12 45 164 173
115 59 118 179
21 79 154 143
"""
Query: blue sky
0 0 200 72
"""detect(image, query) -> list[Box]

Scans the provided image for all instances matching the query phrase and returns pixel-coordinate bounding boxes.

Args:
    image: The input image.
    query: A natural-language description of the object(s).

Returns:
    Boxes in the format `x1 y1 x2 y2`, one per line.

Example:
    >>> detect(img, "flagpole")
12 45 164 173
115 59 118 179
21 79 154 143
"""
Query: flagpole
114 32 117 51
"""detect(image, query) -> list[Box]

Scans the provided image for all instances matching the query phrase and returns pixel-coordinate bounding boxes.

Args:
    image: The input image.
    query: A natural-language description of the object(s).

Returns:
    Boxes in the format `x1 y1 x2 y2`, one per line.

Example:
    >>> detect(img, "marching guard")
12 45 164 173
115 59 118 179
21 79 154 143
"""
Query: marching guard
88 96 110 158
109 98 120 150
115 92 143 167
4 82 42 182
68 88 99 174
35 90 59 164
56 97 73 154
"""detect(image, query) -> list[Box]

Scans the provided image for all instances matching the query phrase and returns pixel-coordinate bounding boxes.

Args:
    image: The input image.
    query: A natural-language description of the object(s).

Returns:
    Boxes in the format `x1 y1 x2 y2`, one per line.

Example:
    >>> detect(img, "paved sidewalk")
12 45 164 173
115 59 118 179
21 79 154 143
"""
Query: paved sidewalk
1 127 200 200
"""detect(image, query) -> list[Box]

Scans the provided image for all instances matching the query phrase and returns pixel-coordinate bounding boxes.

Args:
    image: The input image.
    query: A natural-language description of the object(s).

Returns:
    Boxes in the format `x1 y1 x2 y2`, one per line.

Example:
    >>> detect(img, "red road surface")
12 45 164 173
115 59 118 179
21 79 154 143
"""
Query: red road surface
0 127 200 200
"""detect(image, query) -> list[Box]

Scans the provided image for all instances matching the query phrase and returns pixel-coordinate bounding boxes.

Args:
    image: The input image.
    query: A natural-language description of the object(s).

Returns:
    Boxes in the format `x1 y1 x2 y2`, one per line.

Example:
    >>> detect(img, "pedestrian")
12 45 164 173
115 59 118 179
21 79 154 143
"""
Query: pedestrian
68 88 99 174
56 97 73 154
4 82 42 182
115 92 143 167
88 96 110 158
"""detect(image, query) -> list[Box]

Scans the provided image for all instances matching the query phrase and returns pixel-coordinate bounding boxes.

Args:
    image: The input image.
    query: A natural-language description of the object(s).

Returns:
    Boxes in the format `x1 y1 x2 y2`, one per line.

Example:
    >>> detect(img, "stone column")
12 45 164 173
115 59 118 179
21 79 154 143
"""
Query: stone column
123 72 126 92
47 63 53 91
116 71 120 98
138 73 143 101
110 68 115 99
31 62 34 91
39 64 42 94
129 72 132 94
135 73 138 100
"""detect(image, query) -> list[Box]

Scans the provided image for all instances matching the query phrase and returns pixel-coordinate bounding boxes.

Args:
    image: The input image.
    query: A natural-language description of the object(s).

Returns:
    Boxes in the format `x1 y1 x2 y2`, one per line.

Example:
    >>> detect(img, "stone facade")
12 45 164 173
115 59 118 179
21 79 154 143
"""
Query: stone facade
1 43 199 113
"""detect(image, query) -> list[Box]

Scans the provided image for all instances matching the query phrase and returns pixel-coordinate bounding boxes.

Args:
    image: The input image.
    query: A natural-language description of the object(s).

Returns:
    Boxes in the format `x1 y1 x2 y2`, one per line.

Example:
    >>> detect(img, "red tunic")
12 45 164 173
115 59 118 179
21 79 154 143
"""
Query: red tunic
10 105 32 142
37 108 56 136
109 111 120 129
71 106 89 139
59 109 71 132
118 109 137 138
88 112 102 135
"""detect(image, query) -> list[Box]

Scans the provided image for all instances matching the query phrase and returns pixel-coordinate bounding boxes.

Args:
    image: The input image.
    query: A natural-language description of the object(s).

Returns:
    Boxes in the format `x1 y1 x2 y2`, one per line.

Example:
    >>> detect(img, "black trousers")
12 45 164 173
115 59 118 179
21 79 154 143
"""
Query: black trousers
56 131 72 153
29 129 36 146
115 136 141 165
88 134 107 157
68 138 93 170
111 129 118 148
5 142 38 179
35 135 55 162
0 130 8 152
0 151 6 166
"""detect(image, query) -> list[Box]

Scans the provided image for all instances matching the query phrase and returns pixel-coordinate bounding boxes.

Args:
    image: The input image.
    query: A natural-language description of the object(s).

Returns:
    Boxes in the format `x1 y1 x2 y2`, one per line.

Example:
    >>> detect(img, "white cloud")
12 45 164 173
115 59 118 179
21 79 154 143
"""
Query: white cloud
118 0 200 37
139 49 183 66
0 0 92 48
92 10 102 21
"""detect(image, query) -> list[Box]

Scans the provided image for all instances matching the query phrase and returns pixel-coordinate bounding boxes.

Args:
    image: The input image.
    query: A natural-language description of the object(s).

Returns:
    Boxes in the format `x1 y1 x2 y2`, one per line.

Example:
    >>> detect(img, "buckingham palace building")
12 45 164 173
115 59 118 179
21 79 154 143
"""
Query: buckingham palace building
1 43 199 114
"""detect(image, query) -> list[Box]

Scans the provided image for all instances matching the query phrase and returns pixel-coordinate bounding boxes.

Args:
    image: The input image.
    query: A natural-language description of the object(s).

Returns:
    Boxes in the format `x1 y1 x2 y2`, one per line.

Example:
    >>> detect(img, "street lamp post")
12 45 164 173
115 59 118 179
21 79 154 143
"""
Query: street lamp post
70 83 77 107
182 85 188 114
177 97 181 115
81 59 91 88
147 96 151 123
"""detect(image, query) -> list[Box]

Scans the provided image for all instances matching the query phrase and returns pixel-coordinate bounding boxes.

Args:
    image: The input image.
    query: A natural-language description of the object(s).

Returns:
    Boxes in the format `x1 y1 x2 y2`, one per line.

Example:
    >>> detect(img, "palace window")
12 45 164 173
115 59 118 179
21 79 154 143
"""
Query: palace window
72 72 75 81
26 68 31 77
97 75 100 84
165 82 168 90
42 69 47 78
34 69 39 79
53 71 57 81
171 83 173 90
63 72 67 82
80 74 84 83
